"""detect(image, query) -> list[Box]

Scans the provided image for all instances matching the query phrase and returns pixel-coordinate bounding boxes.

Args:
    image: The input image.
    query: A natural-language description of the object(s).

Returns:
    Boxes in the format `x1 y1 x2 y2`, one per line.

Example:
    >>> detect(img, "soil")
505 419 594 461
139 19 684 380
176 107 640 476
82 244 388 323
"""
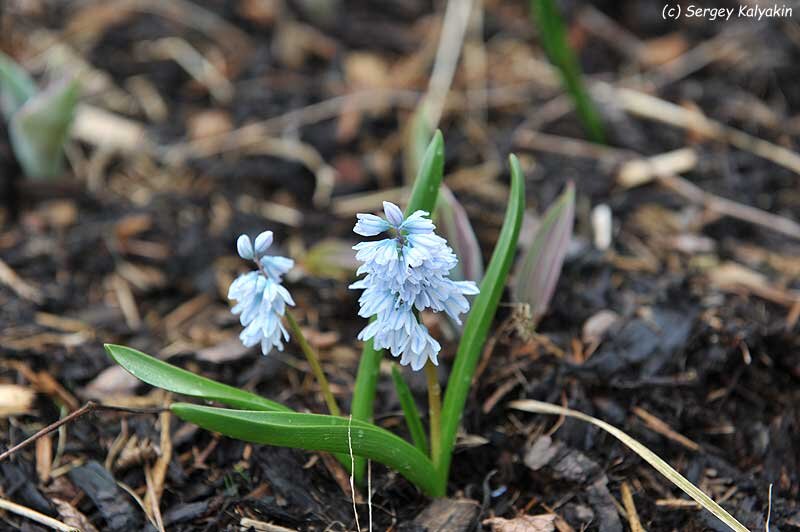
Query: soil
1 0 799 531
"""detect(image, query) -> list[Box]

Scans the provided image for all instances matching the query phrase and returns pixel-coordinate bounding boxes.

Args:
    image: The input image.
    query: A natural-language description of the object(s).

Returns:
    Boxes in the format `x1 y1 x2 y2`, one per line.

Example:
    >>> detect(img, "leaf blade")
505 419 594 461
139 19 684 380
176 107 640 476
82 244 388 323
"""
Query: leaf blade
405 129 445 215
436 154 526 493
171 404 439 496
530 0 605 143
104 344 291 412
10 77 80 179
391 364 429 455
513 182 575 323
0 51 37 118
436 186 484 283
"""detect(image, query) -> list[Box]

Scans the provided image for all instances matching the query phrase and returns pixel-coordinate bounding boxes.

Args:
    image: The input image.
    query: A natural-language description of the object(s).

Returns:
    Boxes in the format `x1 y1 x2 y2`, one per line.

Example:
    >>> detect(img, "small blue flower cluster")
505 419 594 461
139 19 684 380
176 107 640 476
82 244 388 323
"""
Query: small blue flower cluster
228 231 295 355
350 202 479 370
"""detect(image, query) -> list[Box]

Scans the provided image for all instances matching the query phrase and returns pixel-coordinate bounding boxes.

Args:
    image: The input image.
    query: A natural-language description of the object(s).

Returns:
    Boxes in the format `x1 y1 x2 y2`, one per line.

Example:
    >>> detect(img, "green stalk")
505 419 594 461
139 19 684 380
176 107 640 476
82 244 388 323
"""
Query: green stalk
349 131 445 484
530 0 605 143
424 362 442 469
285 310 340 417
435 155 525 494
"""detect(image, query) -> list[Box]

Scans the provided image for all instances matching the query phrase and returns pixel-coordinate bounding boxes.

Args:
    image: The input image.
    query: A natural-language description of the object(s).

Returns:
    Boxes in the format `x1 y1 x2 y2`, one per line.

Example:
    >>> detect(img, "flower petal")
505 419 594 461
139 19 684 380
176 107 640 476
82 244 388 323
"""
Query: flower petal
354 214 391 236
237 234 254 259
254 230 274 255
383 201 405 227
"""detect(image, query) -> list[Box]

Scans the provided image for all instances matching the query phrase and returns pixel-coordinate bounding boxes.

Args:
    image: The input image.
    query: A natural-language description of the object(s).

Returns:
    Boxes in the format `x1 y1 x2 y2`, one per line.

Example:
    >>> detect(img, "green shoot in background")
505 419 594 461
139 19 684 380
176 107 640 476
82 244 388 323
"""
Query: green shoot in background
0 51 80 179
529 0 605 143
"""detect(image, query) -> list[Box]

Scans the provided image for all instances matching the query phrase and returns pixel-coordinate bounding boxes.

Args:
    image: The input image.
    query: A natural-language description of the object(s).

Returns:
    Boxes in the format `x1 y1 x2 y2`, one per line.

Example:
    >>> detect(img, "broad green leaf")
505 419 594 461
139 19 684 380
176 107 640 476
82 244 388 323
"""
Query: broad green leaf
350 131 445 483
171 403 439 496
530 0 605 143
0 51 37 119
510 400 749 532
436 154 525 494
512 182 574 324
10 77 80 179
436 186 484 283
104 344 291 412
391 364 428 455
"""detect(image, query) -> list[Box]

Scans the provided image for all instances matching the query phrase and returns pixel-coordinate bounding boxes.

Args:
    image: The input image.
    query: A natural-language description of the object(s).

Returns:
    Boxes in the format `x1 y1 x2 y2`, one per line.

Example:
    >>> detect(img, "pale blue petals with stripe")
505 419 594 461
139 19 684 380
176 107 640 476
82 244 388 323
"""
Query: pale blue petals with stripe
350 202 478 370
228 231 295 355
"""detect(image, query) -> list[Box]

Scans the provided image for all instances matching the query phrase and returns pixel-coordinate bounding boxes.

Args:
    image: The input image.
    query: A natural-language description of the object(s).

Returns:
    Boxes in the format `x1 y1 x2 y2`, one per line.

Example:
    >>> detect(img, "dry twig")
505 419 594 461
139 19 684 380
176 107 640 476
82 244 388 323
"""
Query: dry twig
0 498 78 532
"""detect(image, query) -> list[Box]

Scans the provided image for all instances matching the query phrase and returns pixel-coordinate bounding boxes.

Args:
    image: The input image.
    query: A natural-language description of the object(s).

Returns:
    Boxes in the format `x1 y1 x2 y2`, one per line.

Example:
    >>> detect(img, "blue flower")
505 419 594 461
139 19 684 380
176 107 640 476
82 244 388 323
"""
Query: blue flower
350 202 479 370
229 231 295 355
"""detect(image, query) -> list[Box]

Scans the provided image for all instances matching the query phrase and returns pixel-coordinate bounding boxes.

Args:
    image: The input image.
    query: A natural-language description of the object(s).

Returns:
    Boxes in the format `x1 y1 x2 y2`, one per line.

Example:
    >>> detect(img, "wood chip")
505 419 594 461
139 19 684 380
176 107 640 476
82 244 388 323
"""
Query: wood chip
35 312 91 333
144 410 171 531
0 384 36 417
163 294 212 332
111 274 141 330
596 84 800 176
239 518 297 532
195 337 250 363
413 498 480 532
484 514 556 532
72 104 150 153
36 434 53 483
633 407 700 452
617 148 698 188
81 365 142 400
709 261 800 308
0 257 44 304
0 498 78 532
620 482 646 532
52 498 99 532
11 363 79 411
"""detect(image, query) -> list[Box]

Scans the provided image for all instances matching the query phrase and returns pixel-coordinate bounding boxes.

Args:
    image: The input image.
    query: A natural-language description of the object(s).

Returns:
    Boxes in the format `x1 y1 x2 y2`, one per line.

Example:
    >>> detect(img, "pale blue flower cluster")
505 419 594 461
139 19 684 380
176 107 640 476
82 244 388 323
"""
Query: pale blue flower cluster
350 202 479 370
228 230 295 355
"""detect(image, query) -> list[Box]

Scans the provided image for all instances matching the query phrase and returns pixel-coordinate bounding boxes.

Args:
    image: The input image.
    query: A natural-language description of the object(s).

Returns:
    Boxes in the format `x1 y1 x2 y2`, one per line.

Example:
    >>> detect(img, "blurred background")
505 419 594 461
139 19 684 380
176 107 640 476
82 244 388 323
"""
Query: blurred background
1 1 799 530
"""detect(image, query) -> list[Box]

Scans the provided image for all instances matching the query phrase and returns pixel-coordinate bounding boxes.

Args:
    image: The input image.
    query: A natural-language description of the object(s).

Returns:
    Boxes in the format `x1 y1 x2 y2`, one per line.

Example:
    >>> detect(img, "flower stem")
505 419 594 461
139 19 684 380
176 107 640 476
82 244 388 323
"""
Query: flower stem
284 311 340 417
424 361 441 470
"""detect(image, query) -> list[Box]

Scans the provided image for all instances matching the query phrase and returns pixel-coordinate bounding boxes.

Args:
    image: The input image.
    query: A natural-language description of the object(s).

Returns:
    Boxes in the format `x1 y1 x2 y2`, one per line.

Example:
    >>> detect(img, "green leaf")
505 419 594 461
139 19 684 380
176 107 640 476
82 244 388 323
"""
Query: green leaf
436 186 484 283
171 403 439 496
509 400 749 532
436 154 525 494
530 0 605 143
513 182 574 324
391 364 428 455
406 129 445 215
10 77 80 179
350 130 445 483
0 51 37 119
104 344 291 412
